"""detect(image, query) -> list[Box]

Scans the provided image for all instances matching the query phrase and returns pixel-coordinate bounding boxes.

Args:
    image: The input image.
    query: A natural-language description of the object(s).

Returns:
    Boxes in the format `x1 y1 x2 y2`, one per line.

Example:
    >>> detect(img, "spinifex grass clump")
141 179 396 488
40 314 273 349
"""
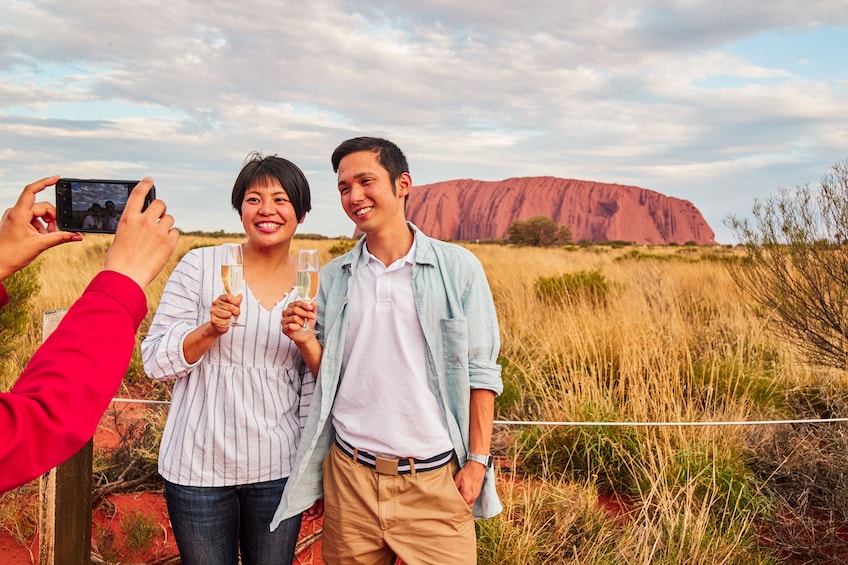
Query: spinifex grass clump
476 477 616 565
514 404 642 495
534 269 611 306
94 512 157 565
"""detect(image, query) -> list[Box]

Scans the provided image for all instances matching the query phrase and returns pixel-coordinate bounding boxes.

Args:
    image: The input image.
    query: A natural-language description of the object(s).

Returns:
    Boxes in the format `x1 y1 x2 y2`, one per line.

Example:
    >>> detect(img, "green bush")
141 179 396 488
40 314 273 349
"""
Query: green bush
0 261 42 387
328 238 357 257
534 269 610 306
514 413 642 495
508 216 572 247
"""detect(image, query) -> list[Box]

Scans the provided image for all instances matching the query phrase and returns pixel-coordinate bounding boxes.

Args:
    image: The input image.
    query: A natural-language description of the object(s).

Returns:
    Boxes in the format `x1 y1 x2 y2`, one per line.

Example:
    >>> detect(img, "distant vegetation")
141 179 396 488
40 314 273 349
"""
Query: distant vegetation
177 229 341 240
507 215 572 246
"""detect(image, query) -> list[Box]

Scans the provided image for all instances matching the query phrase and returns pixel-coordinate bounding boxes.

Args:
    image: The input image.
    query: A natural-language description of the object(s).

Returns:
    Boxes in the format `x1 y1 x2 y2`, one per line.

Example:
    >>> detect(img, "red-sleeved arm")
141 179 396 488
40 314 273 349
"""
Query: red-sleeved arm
0 270 147 493
0 283 8 308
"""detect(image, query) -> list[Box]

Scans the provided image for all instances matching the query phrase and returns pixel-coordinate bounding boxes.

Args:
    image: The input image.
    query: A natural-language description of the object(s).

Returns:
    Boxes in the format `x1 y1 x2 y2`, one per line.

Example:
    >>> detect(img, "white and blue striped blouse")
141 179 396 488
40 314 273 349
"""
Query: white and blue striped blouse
141 244 314 486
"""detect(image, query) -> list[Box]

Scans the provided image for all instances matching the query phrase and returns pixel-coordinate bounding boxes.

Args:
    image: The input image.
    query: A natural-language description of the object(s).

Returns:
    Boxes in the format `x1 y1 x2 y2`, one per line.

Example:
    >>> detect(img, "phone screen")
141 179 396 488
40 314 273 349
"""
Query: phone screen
56 179 154 233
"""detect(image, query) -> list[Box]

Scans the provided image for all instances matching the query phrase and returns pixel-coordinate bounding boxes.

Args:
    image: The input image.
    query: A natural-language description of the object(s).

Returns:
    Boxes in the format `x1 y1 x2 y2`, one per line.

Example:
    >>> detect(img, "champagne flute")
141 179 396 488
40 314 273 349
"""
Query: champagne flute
296 249 320 334
221 243 244 327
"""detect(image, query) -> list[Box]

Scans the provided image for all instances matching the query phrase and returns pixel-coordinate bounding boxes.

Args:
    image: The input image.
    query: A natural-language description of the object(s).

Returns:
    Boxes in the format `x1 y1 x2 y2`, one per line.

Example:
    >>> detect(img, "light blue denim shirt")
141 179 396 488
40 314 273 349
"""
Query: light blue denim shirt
271 224 503 530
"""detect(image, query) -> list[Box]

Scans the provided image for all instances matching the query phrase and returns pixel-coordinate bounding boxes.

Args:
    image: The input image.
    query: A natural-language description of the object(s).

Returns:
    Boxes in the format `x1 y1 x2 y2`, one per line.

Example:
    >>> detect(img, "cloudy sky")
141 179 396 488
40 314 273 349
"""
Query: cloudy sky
2 1 847 243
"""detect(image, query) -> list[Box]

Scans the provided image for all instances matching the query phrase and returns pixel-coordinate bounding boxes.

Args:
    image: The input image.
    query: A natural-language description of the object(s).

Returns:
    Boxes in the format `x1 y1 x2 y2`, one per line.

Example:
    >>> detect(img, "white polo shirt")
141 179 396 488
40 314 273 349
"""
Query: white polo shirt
332 239 453 459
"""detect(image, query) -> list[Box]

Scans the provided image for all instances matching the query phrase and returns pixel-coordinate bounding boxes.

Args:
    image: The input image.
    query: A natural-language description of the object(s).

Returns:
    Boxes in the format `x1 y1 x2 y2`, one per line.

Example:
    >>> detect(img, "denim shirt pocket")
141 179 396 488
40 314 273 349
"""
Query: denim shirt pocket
440 317 469 379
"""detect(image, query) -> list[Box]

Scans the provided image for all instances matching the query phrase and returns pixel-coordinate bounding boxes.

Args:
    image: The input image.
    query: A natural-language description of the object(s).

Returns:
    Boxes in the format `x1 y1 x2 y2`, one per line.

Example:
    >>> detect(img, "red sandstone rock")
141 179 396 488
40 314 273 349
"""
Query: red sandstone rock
405 176 716 245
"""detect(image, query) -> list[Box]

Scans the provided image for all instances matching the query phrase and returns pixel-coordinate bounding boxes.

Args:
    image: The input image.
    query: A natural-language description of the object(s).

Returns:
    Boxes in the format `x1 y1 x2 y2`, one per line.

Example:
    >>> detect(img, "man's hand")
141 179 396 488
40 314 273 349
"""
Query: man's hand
104 178 179 288
281 300 323 377
454 460 487 507
303 498 324 522
281 300 317 344
0 175 83 281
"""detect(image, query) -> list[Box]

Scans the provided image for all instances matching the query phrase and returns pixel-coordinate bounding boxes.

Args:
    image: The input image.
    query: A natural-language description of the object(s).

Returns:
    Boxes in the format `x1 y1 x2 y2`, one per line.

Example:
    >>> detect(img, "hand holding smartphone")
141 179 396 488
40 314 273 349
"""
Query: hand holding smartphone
56 179 156 234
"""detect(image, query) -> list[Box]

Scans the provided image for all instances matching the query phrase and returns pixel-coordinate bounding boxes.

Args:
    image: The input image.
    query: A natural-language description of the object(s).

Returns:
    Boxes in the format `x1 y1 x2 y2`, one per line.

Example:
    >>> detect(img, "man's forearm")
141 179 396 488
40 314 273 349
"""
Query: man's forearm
468 388 496 455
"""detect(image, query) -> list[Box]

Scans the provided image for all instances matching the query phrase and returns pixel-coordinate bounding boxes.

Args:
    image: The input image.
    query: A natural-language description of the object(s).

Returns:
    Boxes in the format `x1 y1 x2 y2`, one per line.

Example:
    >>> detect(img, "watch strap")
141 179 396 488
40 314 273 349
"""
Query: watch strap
467 452 493 468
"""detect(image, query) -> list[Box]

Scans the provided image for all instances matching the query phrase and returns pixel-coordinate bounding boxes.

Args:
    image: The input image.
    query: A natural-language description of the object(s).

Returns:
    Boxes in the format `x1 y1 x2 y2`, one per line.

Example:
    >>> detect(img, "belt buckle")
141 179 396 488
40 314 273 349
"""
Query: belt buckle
375 456 399 475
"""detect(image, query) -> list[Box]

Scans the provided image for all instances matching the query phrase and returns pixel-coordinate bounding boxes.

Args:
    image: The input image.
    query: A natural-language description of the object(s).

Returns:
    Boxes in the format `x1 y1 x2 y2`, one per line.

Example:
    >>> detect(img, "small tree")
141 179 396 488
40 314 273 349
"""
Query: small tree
507 216 572 247
725 159 848 369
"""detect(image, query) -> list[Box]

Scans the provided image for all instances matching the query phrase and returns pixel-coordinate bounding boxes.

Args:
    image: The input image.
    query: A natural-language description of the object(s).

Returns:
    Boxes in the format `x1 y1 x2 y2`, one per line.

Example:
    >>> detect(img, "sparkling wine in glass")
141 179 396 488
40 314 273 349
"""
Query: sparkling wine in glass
296 249 320 334
221 243 244 327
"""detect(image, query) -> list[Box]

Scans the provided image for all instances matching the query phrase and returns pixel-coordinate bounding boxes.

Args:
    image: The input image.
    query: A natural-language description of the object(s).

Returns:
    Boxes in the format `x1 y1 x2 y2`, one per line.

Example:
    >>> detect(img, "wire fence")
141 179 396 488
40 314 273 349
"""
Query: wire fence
111 397 848 427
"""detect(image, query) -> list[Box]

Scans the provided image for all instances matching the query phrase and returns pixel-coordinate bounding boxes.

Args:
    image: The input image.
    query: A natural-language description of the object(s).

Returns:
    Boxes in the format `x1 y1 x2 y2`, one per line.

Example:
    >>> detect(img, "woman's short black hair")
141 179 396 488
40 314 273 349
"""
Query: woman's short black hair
231 152 311 221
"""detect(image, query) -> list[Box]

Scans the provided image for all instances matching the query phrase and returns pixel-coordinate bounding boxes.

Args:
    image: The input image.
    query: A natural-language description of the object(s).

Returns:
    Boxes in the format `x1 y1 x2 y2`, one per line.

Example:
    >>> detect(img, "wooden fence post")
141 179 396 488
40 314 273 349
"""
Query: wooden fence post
38 308 93 565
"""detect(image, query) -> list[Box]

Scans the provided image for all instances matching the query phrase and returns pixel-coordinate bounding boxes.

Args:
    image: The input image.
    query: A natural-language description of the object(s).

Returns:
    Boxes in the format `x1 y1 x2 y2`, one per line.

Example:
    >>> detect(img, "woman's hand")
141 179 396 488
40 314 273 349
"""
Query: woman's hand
210 293 243 332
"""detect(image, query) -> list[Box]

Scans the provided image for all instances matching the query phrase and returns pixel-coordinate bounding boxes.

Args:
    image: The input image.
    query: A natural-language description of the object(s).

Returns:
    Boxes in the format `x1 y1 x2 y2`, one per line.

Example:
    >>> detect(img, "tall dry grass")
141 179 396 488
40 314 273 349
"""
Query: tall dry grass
5 238 848 563
472 243 846 563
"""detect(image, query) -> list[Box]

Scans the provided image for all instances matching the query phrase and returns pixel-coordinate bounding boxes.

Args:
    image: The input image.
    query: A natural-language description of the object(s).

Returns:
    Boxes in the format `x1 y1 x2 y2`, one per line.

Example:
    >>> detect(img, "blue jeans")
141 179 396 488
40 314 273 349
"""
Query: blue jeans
164 478 302 565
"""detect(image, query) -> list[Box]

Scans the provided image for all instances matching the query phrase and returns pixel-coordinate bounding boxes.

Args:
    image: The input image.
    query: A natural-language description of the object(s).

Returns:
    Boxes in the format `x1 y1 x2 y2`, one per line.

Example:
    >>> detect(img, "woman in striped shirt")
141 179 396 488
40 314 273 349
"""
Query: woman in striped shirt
142 153 316 565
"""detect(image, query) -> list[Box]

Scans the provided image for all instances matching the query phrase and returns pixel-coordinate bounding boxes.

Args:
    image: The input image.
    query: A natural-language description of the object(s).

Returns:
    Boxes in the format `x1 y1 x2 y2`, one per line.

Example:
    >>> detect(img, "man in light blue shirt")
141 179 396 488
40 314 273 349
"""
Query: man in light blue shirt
275 137 502 563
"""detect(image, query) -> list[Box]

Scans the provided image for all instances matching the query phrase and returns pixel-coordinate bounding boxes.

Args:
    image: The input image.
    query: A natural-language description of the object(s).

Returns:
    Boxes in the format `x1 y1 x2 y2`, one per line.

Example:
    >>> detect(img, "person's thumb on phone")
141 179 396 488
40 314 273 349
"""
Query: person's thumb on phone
0 179 84 281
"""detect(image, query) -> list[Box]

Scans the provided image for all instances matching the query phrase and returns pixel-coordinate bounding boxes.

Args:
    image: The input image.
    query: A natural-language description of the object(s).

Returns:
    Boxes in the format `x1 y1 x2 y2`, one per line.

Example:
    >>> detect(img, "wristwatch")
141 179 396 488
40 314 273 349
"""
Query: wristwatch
467 452 493 468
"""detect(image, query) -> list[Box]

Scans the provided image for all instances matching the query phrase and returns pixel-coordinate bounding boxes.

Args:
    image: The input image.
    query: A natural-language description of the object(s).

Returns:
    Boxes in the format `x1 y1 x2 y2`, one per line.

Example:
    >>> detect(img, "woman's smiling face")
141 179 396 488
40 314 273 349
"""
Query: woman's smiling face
240 179 301 247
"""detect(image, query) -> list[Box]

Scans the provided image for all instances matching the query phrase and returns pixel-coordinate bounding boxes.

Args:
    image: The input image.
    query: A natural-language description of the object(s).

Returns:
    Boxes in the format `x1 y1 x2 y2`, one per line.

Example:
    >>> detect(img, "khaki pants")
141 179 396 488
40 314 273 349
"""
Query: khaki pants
321 443 477 565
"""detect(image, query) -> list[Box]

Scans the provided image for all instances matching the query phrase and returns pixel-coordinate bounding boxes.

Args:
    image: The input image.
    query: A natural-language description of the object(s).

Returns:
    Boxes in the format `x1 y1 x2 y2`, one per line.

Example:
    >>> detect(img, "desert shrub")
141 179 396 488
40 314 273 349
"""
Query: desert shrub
615 249 695 263
328 238 357 257
0 484 38 557
295 232 329 240
726 159 848 370
92 405 167 499
0 261 42 387
688 358 783 414
93 508 158 564
534 269 610 306
665 443 765 525
508 216 572 247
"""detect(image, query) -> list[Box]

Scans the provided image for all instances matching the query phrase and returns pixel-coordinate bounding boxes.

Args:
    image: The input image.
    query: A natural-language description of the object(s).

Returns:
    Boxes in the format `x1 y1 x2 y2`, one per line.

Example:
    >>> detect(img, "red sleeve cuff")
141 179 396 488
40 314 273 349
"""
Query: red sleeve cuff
0 283 8 308
83 271 148 327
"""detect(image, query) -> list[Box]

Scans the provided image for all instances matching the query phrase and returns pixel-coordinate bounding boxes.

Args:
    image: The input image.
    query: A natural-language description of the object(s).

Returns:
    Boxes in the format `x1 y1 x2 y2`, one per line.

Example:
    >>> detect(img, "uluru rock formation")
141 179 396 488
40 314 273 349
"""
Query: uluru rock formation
406 176 716 245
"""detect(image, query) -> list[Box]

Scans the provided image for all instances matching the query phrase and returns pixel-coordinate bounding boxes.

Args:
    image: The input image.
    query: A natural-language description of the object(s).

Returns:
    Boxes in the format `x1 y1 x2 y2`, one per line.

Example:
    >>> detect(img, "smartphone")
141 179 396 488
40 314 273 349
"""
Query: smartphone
55 178 155 233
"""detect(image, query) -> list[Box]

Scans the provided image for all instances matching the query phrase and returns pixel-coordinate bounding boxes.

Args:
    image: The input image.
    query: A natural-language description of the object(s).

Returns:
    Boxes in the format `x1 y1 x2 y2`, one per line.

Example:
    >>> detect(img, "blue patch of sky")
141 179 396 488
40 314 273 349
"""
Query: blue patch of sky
694 26 848 89
1 61 183 121
3 60 103 84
